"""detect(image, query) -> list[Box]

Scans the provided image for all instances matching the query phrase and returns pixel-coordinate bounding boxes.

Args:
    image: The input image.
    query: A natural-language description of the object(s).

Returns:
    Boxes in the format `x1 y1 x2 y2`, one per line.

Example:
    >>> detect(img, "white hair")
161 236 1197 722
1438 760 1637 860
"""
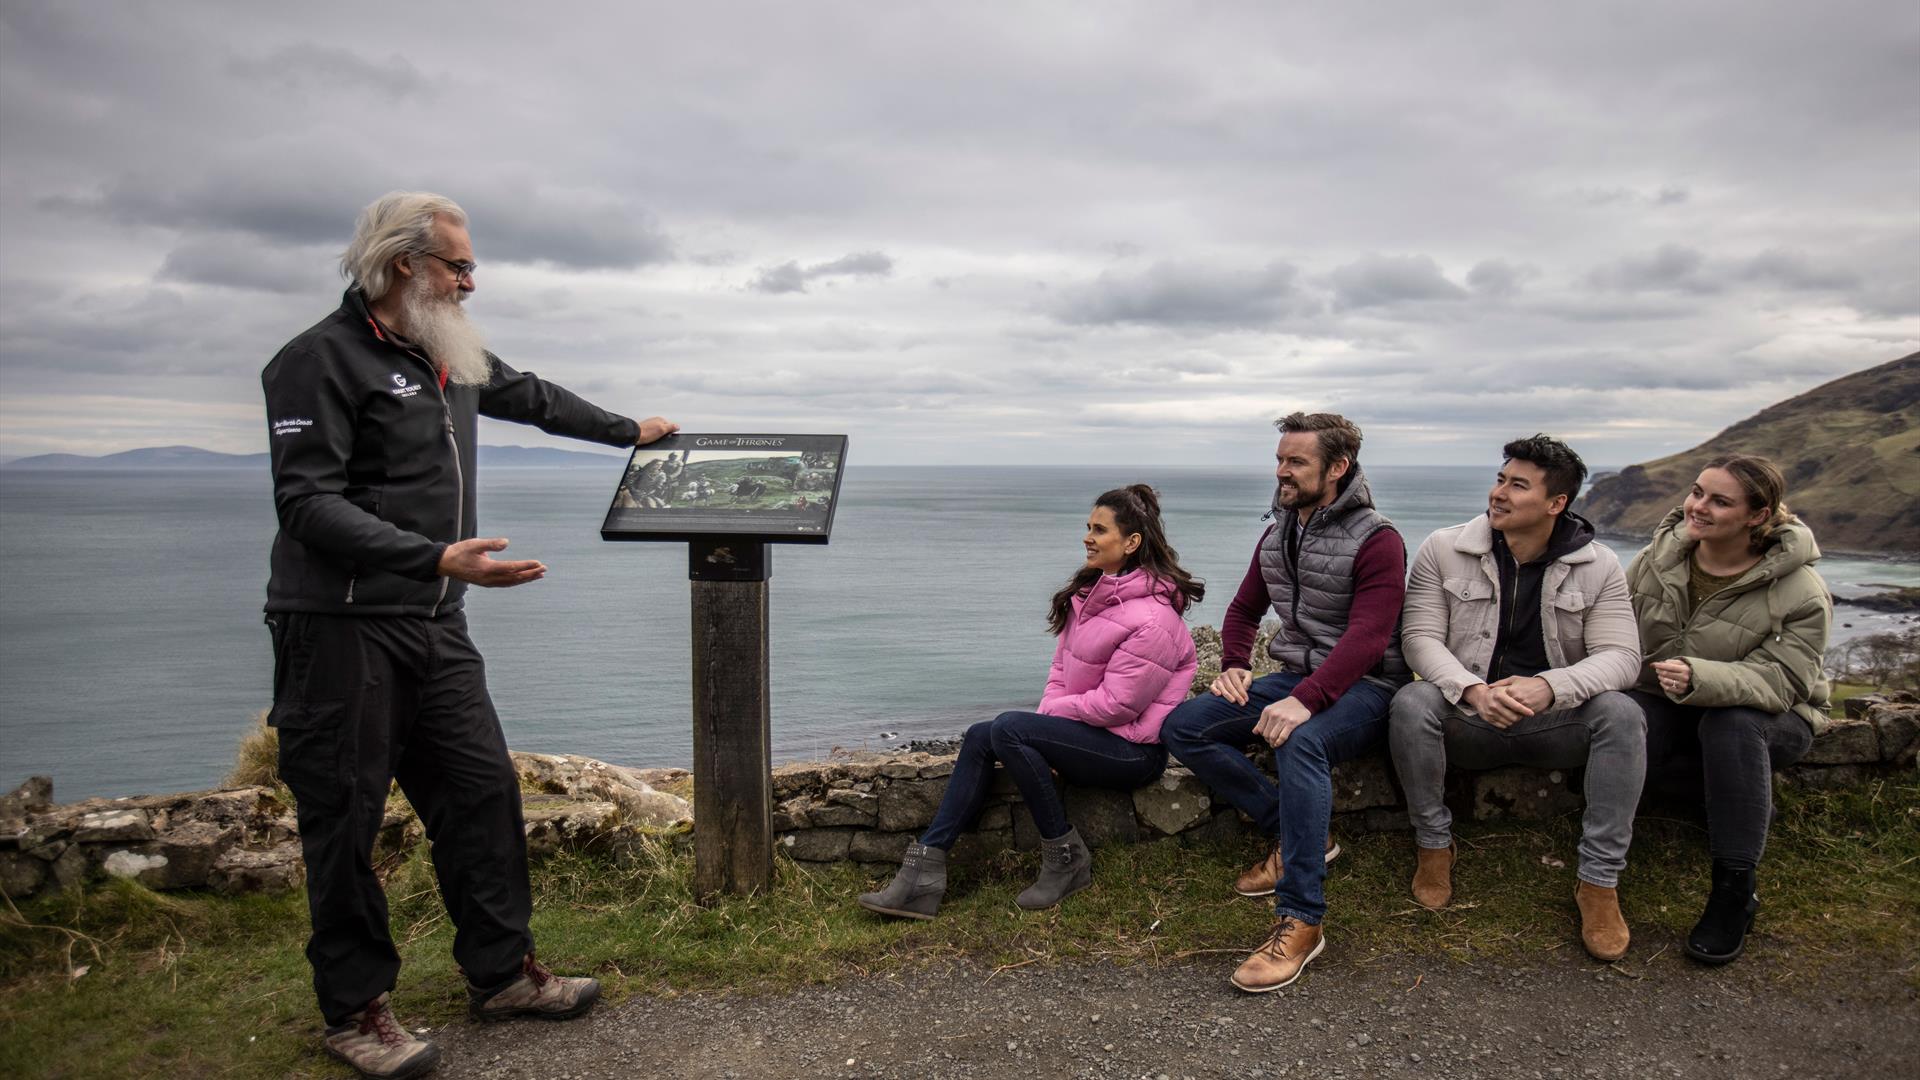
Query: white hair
339 191 467 300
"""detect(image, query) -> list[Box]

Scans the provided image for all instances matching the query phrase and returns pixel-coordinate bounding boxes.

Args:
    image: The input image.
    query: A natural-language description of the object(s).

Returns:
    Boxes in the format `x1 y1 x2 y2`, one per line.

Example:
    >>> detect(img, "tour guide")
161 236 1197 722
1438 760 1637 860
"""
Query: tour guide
262 191 676 1079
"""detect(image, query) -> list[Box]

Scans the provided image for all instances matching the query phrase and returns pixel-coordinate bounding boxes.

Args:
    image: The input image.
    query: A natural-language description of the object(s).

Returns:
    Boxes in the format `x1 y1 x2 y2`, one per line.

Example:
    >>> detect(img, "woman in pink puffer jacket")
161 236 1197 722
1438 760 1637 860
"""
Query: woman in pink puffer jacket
858 484 1203 918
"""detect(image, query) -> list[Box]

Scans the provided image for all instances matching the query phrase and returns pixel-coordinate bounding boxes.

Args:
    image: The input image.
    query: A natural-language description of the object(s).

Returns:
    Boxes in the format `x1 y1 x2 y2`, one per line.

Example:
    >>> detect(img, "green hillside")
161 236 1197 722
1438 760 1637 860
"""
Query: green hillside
1578 352 1920 555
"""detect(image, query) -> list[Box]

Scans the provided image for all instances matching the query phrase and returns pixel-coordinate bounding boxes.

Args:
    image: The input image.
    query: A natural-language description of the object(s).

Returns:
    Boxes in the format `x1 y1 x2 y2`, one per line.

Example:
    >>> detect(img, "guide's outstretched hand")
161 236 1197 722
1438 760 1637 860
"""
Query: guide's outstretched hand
439 537 546 587
636 417 680 445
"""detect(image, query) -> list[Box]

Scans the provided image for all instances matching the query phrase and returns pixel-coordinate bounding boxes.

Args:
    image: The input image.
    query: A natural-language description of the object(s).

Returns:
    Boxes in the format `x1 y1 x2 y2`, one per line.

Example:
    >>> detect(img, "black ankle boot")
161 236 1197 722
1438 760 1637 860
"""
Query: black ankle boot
1687 861 1758 965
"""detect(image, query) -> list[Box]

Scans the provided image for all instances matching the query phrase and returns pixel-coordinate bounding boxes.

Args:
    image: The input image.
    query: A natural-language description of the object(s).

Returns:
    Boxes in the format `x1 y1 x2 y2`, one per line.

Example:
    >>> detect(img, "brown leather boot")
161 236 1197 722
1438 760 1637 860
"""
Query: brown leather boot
1411 842 1455 910
1574 881 1630 961
1233 835 1342 898
1229 916 1325 992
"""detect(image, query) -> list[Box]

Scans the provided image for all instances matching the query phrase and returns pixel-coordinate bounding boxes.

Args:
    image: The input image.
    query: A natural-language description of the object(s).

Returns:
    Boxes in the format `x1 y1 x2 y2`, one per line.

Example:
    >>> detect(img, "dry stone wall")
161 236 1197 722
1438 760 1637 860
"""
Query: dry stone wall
4 690 1913 901
768 694 1915 870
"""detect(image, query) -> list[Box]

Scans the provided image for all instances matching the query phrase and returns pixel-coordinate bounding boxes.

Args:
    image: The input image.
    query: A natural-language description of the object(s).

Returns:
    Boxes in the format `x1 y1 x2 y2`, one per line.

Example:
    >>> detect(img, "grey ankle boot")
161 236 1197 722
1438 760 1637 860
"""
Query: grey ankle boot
856 842 947 920
1017 827 1091 910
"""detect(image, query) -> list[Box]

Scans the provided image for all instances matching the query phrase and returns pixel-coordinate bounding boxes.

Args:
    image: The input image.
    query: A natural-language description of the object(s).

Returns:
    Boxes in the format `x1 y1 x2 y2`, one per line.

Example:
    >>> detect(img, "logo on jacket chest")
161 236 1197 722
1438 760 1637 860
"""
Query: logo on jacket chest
390 372 423 398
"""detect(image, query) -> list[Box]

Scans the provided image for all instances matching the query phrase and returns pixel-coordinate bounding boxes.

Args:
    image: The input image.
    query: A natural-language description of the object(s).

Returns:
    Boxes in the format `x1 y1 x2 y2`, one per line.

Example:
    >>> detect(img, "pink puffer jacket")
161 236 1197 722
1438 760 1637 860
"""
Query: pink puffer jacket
1037 568 1199 744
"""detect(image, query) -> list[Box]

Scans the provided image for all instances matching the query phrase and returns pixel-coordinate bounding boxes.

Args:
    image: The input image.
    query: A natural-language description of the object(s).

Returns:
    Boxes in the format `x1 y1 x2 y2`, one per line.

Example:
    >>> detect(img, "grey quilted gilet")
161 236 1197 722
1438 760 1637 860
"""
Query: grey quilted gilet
1259 465 1412 691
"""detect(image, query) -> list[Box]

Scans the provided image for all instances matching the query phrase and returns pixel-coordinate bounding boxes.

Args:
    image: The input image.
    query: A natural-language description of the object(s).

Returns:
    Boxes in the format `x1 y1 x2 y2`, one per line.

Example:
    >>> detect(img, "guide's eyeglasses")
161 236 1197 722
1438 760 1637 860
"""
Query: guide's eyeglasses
416 251 477 280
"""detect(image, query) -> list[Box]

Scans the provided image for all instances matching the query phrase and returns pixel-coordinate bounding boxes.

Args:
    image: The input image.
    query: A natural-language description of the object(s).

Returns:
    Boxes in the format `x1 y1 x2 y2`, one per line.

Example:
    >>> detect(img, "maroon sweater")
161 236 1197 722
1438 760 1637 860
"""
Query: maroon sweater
1220 522 1407 714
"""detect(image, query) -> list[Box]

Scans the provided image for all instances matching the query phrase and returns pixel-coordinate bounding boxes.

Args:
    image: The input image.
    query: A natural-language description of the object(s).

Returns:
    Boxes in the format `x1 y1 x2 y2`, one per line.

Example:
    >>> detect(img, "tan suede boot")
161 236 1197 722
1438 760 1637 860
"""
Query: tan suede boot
1233 835 1342 898
1411 842 1455 910
1575 881 1630 961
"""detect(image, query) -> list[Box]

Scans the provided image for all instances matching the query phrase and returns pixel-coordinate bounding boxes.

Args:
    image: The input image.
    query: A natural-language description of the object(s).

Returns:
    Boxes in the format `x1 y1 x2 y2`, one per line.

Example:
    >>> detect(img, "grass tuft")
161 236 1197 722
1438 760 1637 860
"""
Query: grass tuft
225 710 281 790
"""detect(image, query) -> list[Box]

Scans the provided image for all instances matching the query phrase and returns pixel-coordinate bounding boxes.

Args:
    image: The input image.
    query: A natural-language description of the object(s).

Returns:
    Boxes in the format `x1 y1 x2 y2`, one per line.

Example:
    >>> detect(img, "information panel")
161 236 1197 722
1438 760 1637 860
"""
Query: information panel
600 433 848 543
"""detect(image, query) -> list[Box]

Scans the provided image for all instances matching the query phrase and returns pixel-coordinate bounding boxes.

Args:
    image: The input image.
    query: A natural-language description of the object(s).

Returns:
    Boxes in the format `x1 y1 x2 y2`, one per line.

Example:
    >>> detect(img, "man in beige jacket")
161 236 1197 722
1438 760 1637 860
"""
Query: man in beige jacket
1388 435 1644 960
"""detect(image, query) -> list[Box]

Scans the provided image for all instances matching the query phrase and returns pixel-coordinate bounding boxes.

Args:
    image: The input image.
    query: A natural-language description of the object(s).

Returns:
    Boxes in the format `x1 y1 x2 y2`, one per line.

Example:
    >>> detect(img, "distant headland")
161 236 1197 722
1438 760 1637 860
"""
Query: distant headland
1578 352 1920 557
1 444 629 470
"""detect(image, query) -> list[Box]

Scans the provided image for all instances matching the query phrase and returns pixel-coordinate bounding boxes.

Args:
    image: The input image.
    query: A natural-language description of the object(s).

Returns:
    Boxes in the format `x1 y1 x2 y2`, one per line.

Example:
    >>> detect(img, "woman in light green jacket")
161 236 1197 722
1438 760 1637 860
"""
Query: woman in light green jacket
1625 454 1831 967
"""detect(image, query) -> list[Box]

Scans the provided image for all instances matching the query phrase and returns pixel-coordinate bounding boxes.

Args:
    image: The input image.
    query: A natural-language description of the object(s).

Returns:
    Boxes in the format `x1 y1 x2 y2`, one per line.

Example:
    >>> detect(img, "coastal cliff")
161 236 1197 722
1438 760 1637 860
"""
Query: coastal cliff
1577 352 1920 555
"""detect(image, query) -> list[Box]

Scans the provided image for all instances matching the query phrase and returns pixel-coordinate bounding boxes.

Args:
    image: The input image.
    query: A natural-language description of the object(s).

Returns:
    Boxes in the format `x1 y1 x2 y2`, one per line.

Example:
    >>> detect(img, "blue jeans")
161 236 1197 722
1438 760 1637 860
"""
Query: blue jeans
1161 671 1393 924
919 711 1168 849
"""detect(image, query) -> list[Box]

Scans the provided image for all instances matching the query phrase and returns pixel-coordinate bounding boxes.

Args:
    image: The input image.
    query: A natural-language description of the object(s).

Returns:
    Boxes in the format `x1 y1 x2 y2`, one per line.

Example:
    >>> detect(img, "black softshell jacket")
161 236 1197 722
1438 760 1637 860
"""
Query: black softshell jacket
262 290 639 616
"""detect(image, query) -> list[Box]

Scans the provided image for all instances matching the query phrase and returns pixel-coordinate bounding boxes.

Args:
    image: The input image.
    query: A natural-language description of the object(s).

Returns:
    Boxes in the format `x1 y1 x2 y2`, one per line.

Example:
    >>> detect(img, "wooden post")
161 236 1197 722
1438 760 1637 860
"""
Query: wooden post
689 540 772 898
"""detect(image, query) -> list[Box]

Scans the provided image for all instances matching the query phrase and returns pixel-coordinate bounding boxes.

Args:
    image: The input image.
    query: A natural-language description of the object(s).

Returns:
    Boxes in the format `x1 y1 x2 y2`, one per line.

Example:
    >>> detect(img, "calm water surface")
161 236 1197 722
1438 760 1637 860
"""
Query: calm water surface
2 465 1913 799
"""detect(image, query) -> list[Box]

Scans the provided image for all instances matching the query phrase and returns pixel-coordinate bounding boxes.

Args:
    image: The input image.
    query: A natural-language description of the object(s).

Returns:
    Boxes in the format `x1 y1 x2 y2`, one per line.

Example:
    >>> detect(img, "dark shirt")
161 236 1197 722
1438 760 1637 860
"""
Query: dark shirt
1487 512 1594 681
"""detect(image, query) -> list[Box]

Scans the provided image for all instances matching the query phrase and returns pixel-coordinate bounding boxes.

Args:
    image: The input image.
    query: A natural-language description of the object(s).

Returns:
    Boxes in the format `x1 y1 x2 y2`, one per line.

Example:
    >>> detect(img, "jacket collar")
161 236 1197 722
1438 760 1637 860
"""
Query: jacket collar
1079 567 1164 613
1454 511 1599 564
1647 506 1823 579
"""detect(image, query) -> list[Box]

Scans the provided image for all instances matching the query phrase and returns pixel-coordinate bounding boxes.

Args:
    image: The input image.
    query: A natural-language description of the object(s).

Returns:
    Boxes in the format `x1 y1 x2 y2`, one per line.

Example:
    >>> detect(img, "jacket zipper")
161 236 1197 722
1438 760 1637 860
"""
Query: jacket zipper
345 576 356 604
431 400 461 617
1287 510 1309 631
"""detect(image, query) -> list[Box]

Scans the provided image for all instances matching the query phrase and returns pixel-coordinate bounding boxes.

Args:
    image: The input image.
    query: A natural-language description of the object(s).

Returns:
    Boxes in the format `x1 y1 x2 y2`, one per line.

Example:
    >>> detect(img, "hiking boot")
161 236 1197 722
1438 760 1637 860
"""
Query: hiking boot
856 842 948 920
1016 827 1091 910
1412 841 1456 910
323 993 440 1079
1234 835 1341 897
1229 916 1325 993
469 953 601 1023
1687 861 1759 966
1574 881 1631 961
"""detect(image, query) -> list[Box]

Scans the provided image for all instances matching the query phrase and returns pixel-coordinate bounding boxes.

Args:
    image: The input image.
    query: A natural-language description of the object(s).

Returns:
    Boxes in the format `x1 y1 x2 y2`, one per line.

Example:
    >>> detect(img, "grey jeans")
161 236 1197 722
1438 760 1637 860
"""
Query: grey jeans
1388 681 1647 888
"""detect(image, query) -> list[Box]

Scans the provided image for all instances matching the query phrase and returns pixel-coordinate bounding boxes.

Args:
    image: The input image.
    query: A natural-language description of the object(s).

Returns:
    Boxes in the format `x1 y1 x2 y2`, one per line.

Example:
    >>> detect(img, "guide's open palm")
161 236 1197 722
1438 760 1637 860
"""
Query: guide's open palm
439 537 546 588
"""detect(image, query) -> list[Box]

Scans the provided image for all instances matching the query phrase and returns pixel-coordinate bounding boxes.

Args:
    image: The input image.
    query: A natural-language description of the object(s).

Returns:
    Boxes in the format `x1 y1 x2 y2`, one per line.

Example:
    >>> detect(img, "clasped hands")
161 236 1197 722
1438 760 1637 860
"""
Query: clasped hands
1208 668 1310 746
1461 675 1555 729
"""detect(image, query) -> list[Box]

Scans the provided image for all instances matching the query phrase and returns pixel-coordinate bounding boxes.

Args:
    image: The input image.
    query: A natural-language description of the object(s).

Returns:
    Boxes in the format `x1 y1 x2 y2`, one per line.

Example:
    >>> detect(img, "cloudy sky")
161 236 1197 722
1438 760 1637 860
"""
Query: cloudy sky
1 1 1915 467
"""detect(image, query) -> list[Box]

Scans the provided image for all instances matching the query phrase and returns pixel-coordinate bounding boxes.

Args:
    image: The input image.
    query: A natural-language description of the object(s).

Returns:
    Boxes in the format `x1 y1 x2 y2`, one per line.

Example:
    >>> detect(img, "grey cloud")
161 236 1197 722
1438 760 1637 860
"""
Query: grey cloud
1466 259 1536 298
1740 249 1862 291
810 251 893 277
44 165 673 271
750 262 809 294
749 251 894 294
677 366 994 400
1329 254 1468 310
0 283 299 377
1049 261 1310 328
156 235 335 294
1849 281 1920 318
1149 355 1233 376
1517 297 1702 323
226 45 427 100
1575 185 1691 207
1585 244 1718 294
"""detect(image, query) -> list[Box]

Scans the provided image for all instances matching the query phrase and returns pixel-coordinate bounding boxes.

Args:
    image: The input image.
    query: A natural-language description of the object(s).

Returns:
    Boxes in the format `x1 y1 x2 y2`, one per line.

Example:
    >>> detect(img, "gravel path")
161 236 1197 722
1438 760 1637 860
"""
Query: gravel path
425 946 1918 1079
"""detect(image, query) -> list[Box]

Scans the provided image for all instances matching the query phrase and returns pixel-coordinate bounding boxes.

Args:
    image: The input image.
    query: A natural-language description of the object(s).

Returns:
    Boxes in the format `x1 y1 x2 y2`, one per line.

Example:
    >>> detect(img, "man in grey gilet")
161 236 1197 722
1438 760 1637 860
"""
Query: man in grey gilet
1389 434 1644 961
1162 412 1411 993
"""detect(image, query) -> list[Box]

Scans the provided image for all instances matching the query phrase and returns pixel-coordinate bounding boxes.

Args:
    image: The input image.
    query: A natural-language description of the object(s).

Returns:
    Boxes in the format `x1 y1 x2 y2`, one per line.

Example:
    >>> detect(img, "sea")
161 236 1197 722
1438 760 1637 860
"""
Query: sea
3 464 1915 801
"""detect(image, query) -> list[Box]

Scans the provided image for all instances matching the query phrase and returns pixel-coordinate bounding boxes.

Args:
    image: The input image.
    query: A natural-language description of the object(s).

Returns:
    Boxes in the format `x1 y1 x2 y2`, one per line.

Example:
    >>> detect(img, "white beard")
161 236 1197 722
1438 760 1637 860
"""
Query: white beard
400 274 492 387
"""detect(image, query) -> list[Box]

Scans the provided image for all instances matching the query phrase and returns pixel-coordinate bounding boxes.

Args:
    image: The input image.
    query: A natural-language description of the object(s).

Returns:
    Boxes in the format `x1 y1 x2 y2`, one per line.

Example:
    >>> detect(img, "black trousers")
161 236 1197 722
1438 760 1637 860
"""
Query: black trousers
1632 689 1813 869
267 610 533 1025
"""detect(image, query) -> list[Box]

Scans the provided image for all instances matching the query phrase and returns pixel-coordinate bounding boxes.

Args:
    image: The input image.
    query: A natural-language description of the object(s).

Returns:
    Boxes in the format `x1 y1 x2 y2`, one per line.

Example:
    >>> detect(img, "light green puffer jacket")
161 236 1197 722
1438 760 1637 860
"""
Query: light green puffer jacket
1625 508 1833 734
